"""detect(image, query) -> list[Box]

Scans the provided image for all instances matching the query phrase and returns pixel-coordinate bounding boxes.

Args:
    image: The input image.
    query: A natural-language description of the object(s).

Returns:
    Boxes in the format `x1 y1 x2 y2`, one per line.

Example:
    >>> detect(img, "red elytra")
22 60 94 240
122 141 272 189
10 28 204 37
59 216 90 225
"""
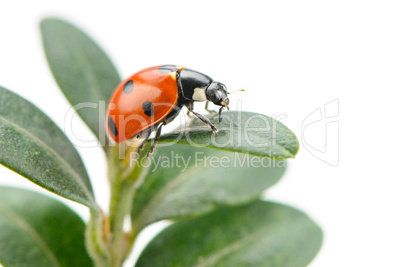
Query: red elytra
106 65 179 143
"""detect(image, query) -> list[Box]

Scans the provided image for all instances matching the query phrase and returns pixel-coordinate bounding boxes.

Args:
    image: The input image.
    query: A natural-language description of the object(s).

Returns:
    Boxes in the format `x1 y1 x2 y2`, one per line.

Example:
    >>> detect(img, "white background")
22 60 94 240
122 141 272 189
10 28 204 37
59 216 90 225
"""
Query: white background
0 1 401 266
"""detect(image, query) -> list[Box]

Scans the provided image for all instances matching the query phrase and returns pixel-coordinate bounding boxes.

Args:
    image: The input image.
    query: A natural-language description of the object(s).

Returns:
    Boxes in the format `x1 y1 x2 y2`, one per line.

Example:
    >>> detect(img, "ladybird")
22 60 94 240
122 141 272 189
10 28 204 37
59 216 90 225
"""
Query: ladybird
106 65 236 155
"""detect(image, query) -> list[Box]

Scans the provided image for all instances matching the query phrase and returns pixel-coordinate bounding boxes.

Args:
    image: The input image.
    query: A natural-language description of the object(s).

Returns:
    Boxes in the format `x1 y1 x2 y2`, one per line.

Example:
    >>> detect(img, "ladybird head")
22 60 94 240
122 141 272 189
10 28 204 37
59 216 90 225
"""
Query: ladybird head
206 81 229 109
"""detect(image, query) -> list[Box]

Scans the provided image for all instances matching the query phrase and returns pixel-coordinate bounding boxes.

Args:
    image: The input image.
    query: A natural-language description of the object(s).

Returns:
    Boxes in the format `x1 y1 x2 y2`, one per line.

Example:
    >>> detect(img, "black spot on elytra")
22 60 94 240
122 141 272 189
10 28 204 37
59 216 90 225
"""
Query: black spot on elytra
142 101 154 117
123 80 134 94
108 116 118 136
158 65 179 73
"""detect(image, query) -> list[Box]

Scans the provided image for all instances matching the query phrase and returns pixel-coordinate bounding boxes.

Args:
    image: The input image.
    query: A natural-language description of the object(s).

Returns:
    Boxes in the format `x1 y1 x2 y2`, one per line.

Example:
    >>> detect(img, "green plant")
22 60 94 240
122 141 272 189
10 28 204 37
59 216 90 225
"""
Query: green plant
0 18 322 267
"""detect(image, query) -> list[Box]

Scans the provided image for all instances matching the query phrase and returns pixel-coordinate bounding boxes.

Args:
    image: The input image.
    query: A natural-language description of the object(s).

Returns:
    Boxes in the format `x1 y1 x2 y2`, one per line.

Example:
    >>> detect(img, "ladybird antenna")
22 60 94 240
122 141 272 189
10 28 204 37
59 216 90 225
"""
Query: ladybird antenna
228 89 245 94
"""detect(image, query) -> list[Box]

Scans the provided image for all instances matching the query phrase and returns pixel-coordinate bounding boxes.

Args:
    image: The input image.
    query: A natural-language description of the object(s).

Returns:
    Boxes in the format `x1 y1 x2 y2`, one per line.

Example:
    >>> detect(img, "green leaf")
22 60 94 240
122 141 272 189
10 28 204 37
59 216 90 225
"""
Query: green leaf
0 187 93 267
136 201 322 267
131 144 286 229
159 111 299 159
40 17 121 144
0 86 95 208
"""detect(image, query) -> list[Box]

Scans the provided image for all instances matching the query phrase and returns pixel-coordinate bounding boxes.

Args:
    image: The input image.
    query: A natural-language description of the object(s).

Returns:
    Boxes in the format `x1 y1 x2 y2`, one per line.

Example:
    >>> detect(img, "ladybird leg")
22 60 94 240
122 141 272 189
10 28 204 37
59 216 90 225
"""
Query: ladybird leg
137 130 152 154
186 102 196 118
205 101 217 114
218 106 224 123
146 123 164 157
186 105 219 136
164 104 182 124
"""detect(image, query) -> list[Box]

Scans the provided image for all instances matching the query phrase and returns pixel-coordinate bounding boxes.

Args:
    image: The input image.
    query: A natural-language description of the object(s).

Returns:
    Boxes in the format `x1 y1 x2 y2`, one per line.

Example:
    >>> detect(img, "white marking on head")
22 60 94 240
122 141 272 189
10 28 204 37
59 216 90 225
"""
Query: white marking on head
217 90 223 96
192 87 207 102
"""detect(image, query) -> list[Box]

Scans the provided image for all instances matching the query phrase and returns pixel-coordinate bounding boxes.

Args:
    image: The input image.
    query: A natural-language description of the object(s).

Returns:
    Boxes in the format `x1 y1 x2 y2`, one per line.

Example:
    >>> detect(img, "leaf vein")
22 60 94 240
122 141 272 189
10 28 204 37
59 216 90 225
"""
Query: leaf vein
0 202 61 267
0 115 94 206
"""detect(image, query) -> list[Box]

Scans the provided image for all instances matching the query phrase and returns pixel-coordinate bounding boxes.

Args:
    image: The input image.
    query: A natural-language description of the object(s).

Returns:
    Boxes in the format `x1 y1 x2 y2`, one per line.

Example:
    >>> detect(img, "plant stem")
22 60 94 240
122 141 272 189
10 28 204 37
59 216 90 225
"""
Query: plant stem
86 144 148 267
108 178 136 266
86 208 109 267
103 144 148 267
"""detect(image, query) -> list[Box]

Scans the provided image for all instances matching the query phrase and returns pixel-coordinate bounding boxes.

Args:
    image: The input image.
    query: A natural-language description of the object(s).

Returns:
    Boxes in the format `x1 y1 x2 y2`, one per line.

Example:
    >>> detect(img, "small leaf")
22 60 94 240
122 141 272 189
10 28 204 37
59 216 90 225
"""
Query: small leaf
40 18 121 144
136 201 322 267
131 144 286 229
0 187 93 267
159 111 299 159
0 86 95 208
